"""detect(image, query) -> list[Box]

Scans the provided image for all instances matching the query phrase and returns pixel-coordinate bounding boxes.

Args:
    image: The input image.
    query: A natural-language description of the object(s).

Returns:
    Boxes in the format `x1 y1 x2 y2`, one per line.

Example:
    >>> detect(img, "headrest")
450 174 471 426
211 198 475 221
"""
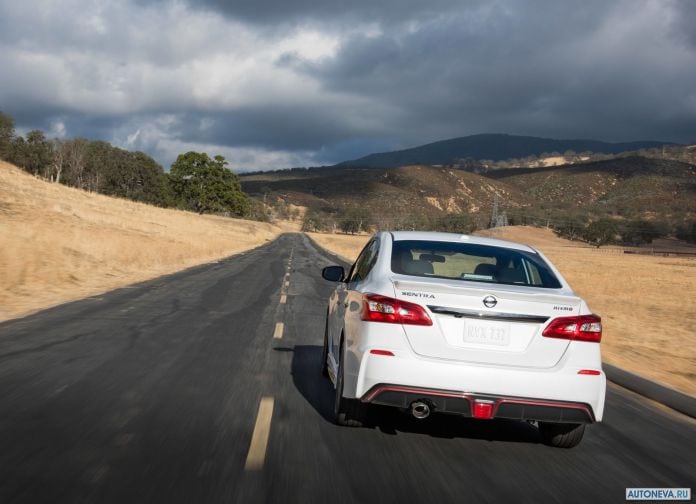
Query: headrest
473 263 497 276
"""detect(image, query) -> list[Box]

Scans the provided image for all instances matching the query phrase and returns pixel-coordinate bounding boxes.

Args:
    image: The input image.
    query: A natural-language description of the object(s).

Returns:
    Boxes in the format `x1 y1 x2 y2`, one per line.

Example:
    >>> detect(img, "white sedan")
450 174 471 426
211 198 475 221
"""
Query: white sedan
321 231 606 448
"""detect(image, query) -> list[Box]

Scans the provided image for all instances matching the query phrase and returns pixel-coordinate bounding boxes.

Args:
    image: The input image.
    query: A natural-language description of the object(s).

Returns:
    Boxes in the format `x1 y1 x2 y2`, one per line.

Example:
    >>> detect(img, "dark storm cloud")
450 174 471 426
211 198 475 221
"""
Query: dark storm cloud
145 0 468 26
298 0 696 145
671 0 696 48
1 0 694 170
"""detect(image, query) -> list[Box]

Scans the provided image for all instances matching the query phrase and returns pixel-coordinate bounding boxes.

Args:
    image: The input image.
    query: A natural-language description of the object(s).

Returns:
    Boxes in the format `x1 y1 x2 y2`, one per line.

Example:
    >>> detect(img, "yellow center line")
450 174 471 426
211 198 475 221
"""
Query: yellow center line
273 322 284 339
244 397 275 471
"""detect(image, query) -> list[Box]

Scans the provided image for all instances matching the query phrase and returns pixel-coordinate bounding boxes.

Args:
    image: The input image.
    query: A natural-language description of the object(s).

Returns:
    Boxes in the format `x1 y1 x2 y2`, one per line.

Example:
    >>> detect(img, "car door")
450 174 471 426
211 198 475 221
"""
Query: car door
330 238 380 365
340 239 381 353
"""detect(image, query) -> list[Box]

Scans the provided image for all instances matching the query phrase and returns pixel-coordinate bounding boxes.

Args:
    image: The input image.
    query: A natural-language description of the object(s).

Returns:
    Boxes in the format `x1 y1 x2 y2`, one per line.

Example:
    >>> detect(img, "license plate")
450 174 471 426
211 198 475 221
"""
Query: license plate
463 320 511 346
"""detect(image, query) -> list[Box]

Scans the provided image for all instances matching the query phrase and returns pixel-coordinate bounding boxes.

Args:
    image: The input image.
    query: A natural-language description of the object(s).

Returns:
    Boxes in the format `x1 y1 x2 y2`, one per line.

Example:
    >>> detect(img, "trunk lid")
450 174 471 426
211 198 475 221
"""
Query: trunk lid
393 278 581 368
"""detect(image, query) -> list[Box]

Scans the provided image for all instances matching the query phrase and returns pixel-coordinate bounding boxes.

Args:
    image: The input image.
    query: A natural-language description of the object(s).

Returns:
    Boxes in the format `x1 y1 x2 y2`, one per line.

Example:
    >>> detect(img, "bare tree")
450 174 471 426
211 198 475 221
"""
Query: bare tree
48 139 65 183
85 170 101 193
63 138 88 189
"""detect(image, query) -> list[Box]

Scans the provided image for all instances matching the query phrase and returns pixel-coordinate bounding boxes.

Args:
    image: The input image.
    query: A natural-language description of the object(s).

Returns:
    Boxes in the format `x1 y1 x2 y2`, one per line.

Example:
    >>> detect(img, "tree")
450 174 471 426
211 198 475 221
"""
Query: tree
128 152 172 205
0 111 15 161
581 218 618 248
338 213 360 234
620 220 664 245
248 199 271 223
301 211 328 232
435 213 476 233
10 136 26 168
154 172 177 207
49 139 66 183
337 207 371 234
6 129 52 175
675 221 696 244
169 152 250 216
21 130 53 175
62 138 89 189
94 145 170 205
82 140 113 192
554 214 588 241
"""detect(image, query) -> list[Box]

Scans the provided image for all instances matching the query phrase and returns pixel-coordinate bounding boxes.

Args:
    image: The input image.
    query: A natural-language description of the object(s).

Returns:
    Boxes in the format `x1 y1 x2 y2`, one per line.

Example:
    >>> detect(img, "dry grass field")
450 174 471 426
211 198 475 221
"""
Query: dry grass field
309 227 696 396
0 162 281 321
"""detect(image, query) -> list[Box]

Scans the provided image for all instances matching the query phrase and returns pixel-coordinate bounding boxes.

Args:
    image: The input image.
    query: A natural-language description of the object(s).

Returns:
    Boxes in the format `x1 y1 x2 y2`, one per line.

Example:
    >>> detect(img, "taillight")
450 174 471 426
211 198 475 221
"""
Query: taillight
542 315 602 343
362 294 433 326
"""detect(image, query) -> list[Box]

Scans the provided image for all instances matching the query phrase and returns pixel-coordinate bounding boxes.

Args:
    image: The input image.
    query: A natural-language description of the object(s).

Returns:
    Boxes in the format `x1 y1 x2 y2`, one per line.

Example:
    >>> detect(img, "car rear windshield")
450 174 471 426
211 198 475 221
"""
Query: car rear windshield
391 240 562 288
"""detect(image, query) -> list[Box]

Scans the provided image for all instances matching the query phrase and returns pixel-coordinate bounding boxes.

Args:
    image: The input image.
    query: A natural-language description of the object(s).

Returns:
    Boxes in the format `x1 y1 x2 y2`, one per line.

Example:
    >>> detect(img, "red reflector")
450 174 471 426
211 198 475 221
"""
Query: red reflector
542 314 602 343
361 293 433 326
578 369 601 375
472 401 494 419
369 349 394 356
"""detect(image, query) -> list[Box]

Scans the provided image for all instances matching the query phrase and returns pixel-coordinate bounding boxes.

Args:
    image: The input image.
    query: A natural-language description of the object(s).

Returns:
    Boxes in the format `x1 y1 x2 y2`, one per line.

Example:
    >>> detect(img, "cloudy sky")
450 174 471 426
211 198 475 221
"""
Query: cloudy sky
1 0 695 171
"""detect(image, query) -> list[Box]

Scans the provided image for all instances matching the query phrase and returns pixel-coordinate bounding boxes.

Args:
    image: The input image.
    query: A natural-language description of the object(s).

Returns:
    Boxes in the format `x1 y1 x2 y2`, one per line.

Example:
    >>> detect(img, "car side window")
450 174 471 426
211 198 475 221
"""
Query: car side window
362 240 380 278
346 242 369 283
348 239 379 283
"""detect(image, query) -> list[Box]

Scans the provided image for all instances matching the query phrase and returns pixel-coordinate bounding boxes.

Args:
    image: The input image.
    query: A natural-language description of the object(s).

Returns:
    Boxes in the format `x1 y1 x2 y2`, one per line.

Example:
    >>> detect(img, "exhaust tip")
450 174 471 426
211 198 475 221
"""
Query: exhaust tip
410 401 431 419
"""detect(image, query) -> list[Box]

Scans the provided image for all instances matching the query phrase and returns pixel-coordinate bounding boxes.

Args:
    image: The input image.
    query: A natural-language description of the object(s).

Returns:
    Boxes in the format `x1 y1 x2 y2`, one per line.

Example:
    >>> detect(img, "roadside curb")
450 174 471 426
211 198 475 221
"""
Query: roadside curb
303 233 696 420
604 364 696 418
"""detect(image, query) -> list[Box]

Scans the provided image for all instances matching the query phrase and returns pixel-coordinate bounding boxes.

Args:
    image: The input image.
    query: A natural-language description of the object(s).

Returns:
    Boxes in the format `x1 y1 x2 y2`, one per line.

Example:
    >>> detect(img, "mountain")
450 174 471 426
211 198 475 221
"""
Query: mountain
337 133 672 168
240 156 696 226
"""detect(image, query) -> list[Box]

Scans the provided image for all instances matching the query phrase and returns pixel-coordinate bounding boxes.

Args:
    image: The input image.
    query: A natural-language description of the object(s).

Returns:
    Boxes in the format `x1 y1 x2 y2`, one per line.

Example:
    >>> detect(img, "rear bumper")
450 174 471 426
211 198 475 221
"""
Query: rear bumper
362 384 595 423
346 343 606 421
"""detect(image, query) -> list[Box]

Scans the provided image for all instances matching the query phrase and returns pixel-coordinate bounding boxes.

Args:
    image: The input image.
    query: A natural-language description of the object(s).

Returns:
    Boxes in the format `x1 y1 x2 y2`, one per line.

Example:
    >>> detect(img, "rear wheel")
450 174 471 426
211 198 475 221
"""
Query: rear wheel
539 422 585 448
333 343 366 427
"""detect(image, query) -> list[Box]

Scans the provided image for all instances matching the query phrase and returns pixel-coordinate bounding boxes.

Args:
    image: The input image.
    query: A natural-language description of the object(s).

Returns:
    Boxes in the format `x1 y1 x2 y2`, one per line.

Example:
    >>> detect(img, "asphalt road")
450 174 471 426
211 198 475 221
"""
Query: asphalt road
0 233 693 504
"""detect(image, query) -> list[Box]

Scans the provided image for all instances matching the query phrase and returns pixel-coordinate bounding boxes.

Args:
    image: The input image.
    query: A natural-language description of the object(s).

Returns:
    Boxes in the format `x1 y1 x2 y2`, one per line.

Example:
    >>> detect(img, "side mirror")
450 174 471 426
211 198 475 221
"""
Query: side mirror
322 265 345 282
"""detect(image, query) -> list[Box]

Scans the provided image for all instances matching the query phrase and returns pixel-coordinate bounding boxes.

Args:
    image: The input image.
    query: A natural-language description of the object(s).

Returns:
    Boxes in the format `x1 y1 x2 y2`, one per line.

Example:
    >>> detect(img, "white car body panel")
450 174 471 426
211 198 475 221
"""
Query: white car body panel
325 231 606 422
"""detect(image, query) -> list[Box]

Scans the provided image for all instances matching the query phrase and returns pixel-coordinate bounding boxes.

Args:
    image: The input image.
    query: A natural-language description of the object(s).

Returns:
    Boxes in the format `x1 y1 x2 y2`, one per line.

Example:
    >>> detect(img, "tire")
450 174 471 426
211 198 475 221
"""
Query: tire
539 422 585 448
321 315 329 377
333 342 366 427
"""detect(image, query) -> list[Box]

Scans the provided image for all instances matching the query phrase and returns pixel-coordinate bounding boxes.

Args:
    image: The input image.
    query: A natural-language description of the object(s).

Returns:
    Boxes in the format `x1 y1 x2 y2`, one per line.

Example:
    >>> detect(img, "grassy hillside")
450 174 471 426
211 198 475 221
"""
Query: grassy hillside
490 156 696 220
242 165 528 224
338 133 671 168
0 161 281 321
309 226 696 396
242 156 696 228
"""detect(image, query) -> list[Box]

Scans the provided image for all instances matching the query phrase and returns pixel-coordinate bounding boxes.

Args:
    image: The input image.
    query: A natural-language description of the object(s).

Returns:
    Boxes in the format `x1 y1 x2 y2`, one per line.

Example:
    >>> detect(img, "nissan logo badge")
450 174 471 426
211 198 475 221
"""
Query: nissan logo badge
483 295 497 308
